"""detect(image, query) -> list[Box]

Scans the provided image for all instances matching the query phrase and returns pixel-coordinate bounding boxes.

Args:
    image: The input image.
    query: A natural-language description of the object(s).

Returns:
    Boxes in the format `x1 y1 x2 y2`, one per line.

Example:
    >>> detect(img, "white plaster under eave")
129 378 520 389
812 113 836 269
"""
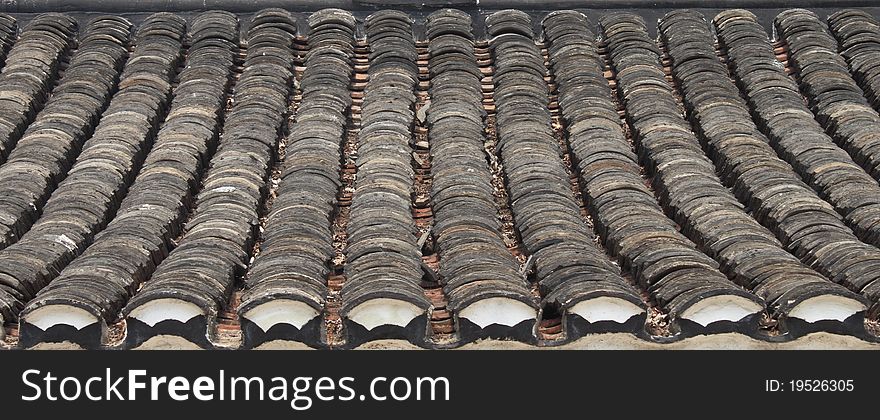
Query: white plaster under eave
25 304 98 330
787 295 867 323
241 299 321 332
128 298 203 327
348 298 424 330
458 297 537 328
680 295 764 327
569 296 645 323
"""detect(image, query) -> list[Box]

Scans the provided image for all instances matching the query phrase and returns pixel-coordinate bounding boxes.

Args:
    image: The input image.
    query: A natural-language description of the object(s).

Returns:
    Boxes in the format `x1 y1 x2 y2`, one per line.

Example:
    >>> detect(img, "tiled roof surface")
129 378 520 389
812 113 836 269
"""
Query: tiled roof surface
0 6 879 349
